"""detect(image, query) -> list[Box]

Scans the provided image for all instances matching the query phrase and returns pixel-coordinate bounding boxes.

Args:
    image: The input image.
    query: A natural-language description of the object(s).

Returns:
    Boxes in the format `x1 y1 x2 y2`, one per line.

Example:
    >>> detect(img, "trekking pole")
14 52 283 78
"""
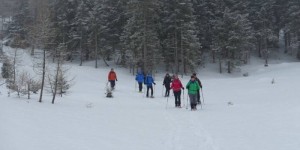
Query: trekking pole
186 94 189 110
201 88 205 104
143 85 145 97
166 95 169 109
135 81 137 92
182 89 185 108
154 84 156 97
162 85 164 97
199 96 203 110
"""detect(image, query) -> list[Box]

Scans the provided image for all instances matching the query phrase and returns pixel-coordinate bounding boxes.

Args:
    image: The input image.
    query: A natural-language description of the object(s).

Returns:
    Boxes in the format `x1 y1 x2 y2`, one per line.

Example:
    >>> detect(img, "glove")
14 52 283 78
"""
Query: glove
153 83 156 85
116 79 118 81
182 87 184 90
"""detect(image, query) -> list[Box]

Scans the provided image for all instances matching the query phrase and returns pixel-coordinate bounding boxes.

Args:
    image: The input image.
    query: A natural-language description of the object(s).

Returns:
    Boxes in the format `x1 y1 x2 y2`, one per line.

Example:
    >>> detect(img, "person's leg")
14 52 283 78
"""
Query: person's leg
189 94 196 109
110 80 115 88
150 86 153 96
178 90 181 106
146 86 150 97
188 94 193 109
197 90 200 104
174 91 179 106
139 82 143 92
192 94 197 109
165 86 168 97
166 86 170 96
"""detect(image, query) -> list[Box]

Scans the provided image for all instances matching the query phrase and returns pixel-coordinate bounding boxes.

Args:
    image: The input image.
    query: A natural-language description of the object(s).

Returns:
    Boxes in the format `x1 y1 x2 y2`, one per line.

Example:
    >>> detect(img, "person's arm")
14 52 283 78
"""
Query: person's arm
196 82 200 90
186 82 190 89
199 80 202 88
180 81 184 90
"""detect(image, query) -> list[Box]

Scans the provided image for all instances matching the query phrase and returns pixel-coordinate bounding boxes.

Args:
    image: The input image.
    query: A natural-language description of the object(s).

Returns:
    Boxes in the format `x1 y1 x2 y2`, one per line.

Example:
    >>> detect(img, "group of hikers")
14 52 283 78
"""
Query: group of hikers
107 68 203 111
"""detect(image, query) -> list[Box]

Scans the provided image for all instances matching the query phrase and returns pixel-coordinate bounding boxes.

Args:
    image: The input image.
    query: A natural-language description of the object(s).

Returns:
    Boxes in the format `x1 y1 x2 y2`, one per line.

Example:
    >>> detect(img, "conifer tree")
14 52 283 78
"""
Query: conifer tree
121 0 161 73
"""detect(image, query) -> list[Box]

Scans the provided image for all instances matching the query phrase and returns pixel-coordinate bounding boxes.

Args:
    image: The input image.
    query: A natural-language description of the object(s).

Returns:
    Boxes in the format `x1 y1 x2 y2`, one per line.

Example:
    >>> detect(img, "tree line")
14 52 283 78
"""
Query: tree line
2 0 300 75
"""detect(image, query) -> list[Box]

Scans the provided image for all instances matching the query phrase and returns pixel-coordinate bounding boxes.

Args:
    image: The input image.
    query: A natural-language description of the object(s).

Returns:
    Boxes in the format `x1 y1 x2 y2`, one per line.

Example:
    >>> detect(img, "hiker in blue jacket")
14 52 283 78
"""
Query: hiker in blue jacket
135 71 145 92
144 73 156 98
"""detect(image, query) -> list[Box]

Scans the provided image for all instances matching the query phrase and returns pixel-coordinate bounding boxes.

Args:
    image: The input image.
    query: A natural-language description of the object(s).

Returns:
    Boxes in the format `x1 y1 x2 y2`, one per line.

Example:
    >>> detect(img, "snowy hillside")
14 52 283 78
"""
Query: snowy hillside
1 45 300 150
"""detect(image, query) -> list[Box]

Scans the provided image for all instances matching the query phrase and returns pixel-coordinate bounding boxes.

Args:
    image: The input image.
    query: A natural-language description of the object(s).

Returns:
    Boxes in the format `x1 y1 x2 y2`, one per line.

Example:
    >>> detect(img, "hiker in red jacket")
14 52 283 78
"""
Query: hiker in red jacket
108 68 117 89
170 75 184 107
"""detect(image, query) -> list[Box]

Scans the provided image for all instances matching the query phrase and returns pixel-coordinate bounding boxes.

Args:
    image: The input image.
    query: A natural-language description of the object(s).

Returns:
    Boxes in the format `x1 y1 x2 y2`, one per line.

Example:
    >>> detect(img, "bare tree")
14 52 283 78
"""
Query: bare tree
30 0 52 103
47 43 73 104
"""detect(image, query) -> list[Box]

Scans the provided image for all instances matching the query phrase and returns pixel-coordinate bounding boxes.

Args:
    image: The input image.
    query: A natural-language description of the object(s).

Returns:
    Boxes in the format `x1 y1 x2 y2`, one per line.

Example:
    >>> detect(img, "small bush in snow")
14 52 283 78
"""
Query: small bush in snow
6 71 40 99
243 72 249 77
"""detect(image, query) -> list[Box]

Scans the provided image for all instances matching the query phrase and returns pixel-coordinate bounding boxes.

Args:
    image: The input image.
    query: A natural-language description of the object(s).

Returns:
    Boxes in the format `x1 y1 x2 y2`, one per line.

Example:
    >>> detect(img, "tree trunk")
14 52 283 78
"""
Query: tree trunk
52 59 59 104
27 82 30 99
143 12 147 73
180 27 184 76
31 45 35 56
39 49 46 103
284 32 288 53
219 57 222 74
175 29 178 74
95 28 98 68
13 49 17 84
264 37 269 67
258 38 262 58
227 60 231 73
212 50 216 63
80 30 83 66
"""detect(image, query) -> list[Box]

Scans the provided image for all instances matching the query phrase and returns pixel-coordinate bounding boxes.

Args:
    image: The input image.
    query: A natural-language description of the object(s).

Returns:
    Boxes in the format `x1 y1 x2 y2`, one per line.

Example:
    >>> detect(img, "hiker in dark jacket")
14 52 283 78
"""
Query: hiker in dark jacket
163 73 172 97
193 73 203 104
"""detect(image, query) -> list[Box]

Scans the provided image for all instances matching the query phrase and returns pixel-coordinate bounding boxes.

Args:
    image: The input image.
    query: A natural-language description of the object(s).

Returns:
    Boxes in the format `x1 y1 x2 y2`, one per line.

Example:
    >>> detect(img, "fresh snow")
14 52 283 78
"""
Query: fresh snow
1 45 300 150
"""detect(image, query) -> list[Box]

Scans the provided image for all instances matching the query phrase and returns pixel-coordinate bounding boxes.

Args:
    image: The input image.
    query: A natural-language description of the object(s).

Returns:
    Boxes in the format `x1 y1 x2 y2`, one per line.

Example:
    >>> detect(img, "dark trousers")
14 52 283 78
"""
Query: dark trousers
138 82 143 92
189 94 197 109
146 86 153 97
109 80 115 88
174 91 181 106
197 90 201 103
165 85 170 96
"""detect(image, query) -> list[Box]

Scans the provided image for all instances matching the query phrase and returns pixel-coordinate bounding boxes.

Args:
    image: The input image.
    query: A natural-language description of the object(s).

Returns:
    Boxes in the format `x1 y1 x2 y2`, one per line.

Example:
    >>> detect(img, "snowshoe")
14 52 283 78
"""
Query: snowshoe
106 92 113 98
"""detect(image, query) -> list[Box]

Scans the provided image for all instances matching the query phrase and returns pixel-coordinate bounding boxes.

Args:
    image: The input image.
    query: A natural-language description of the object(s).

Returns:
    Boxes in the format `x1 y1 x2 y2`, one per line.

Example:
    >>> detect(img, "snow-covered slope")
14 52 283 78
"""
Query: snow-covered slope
1 46 300 150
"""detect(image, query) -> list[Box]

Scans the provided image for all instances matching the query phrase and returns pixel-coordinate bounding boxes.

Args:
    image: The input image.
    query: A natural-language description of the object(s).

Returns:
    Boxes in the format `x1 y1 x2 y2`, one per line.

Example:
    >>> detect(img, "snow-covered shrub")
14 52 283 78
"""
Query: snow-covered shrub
6 71 40 98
